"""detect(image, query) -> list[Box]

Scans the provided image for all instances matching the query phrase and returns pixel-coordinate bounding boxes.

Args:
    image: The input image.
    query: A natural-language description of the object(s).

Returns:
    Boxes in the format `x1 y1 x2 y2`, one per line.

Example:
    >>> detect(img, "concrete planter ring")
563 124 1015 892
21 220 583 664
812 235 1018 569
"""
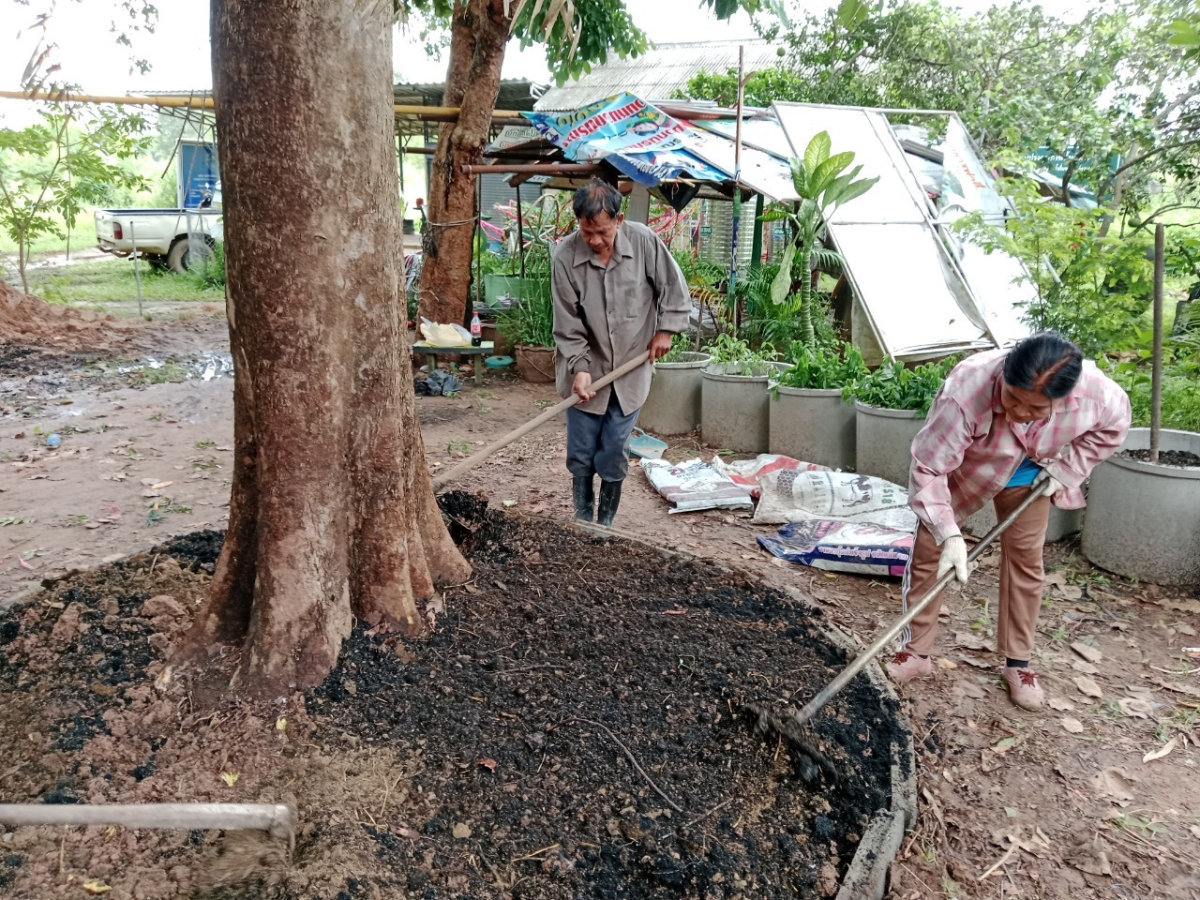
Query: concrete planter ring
853 401 925 488
639 352 710 435
701 362 779 453
1082 427 1200 585
770 386 856 471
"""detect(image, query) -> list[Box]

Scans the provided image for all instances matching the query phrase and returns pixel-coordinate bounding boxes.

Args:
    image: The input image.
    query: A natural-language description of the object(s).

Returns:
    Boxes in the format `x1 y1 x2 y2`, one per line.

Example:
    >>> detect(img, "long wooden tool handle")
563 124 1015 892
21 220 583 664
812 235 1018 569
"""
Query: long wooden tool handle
790 478 1052 728
0 803 297 840
432 350 652 492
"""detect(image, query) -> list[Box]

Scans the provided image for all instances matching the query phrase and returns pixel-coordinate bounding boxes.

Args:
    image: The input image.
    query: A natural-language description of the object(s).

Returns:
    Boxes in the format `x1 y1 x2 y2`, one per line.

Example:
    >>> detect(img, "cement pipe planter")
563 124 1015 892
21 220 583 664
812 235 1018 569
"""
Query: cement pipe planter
964 502 1083 543
1082 428 1200 585
701 362 778 453
770 387 856 470
854 402 925 488
638 352 710 435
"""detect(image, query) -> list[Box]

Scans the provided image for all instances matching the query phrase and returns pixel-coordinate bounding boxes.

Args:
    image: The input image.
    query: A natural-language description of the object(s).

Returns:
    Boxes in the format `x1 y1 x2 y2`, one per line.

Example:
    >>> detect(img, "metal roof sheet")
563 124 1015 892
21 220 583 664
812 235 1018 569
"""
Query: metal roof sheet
534 40 782 112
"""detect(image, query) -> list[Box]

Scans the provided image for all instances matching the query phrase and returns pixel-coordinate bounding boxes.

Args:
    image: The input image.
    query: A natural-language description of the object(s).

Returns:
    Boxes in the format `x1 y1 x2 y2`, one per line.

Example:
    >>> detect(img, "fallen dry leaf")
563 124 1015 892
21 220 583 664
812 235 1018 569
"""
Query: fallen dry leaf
1092 767 1136 803
954 631 993 652
81 880 112 895
452 822 472 839
1190 824 1200 840
1158 680 1200 698
1158 598 1200 614
1061 717 1084 734
1067 833 1112 876
1116 697 1154 719
1048 696 1076 711
935 657 957 670
477 757 497 772
1070 641 1103 663
1142 735 1180 762
1072 660 1100 675
1073 675 1103 699
220 771 239 787
958 680 987 699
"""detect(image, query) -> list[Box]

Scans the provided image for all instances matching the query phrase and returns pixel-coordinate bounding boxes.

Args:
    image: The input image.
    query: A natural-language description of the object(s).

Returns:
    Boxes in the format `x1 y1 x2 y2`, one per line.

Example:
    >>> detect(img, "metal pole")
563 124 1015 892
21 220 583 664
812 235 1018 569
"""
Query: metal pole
789 480 1050 728
0 804 296 844
1150 223 1165 463
130 220 143 318
515 182 526 280
729 45 746 336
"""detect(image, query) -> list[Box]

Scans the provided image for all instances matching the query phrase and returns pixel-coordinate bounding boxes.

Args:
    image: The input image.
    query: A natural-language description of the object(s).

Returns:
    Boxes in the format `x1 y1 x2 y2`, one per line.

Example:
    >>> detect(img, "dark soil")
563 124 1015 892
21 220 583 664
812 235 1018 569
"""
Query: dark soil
1122 447 1200 467
0 495 905 900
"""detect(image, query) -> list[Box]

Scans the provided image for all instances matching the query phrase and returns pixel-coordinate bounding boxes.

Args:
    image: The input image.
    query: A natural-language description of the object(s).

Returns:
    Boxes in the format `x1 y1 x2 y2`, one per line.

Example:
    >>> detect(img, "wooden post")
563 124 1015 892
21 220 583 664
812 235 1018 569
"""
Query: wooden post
1150 223 1165 463
515 181 526 280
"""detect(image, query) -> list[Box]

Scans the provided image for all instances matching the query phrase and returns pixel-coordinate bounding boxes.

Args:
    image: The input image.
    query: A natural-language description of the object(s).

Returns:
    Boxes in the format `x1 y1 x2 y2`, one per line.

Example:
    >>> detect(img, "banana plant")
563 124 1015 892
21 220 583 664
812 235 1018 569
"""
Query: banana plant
763 131 878 345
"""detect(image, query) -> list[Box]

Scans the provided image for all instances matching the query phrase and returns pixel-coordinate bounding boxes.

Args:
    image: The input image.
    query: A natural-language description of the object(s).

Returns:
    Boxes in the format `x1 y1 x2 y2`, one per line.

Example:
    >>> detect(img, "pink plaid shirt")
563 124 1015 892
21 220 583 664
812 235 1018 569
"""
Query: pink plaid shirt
909 350 1131 544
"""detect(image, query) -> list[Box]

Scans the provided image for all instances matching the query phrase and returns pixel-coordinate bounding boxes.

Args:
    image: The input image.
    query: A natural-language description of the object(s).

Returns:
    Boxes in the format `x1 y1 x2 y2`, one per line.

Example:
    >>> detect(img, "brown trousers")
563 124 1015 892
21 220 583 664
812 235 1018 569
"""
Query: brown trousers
902 486 1051 662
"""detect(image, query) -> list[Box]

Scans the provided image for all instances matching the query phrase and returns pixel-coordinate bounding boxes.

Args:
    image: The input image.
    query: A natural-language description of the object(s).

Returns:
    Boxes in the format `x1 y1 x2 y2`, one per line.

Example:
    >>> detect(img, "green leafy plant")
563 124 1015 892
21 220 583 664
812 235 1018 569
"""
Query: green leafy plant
0 104 152 293
702 333 778 375
776 342 868 391
495 279 554 348
761 131 878 346
658 333 698 363
185 239 226 291
845 356 958 416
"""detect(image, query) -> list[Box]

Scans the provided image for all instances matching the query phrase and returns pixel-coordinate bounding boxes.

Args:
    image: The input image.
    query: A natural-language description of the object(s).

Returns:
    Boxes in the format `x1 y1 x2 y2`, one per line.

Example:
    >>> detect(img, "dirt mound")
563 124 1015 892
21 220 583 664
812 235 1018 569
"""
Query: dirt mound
0 281 142 352
0 500 904 900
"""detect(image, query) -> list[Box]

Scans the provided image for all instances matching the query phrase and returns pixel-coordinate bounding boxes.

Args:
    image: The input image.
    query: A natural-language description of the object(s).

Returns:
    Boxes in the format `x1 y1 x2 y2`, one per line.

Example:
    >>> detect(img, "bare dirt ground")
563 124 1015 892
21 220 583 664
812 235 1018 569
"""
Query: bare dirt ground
2 302 1199 900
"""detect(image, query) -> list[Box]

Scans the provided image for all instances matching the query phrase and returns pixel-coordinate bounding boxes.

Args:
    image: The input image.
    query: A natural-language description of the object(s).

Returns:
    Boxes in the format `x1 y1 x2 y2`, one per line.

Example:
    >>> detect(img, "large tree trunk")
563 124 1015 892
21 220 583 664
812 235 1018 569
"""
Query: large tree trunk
179 0 471 698
416 0 511 327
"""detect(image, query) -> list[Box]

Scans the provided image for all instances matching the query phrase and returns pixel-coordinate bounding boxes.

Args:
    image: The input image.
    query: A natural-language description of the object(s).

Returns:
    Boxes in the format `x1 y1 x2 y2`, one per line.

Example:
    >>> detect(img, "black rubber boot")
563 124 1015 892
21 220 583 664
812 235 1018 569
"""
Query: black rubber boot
572 476 595 522
597 480 623 527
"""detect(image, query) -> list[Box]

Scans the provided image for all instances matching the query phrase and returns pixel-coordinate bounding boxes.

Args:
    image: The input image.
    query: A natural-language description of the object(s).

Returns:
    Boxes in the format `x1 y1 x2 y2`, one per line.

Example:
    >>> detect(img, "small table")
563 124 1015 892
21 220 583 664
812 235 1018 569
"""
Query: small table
413 341 494 387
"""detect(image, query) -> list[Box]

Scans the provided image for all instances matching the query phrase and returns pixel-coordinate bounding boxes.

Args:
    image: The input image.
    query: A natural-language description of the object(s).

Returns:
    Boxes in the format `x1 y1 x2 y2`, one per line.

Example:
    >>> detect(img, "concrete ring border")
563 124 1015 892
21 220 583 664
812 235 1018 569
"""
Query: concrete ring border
566 517 919 900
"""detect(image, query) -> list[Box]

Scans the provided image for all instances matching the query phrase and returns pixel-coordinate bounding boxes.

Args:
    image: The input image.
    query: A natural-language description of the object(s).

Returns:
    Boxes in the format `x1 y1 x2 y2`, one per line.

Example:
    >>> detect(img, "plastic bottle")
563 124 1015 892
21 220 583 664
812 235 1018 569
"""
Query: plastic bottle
470 310 483 347
46 433 62 449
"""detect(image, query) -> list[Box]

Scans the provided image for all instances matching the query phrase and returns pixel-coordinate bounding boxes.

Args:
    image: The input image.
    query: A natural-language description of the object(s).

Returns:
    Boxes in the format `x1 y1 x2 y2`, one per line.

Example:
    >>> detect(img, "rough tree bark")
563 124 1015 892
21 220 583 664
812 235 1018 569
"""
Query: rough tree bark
178 0 471 697
416 0 512 327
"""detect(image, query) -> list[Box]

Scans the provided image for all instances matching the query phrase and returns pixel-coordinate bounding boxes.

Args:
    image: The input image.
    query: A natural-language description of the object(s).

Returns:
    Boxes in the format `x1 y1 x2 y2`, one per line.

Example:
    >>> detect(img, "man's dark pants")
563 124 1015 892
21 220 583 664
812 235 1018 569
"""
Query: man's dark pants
565 391 640 482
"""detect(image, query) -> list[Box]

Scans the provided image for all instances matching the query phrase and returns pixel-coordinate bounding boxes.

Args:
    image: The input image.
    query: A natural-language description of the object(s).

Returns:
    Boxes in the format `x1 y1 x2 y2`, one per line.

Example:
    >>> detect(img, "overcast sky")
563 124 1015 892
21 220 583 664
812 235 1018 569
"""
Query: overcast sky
1 0 1090 125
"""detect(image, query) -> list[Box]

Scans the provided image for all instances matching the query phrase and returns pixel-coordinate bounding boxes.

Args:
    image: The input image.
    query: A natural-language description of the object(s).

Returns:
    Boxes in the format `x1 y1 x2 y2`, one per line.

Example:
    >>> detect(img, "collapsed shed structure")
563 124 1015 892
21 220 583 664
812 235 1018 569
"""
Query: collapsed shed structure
471 83 1035 362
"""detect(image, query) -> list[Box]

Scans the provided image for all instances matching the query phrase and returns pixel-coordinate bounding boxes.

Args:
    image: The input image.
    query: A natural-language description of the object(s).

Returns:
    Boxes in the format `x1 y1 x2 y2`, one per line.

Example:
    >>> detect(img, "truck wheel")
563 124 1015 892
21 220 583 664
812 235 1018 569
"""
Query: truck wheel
167 237 215 274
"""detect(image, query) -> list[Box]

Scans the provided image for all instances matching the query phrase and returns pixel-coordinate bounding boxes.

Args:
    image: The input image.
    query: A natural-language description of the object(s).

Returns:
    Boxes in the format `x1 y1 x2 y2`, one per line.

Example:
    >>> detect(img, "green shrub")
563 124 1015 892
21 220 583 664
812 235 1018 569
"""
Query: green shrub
776 342 868 391
845 356 959 416
185 240 226 291
495 278 554 347
701 333 778 375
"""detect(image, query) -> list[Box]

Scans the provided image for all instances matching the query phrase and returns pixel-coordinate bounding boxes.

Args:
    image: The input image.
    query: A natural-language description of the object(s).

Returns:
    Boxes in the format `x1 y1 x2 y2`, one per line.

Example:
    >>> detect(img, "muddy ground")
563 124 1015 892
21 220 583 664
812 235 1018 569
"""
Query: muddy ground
2 298 1199 900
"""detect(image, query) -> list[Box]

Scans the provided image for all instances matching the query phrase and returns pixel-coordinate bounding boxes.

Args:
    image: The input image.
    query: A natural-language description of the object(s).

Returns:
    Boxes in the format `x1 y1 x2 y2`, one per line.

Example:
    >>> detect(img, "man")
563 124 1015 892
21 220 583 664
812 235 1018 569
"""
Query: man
887 332 1131 710
552 179 691 527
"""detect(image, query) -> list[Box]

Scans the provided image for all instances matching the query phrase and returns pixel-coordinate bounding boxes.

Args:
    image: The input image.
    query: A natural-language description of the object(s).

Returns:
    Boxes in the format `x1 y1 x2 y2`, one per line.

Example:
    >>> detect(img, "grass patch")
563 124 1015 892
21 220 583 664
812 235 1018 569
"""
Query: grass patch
13 258 220 305
0 215 99 257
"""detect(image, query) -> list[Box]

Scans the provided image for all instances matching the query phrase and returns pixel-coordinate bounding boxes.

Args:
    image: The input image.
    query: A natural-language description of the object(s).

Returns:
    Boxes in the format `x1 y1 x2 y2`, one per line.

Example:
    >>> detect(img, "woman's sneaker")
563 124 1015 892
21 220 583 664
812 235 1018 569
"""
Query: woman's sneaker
1002 666 1045 710
886 651 932 684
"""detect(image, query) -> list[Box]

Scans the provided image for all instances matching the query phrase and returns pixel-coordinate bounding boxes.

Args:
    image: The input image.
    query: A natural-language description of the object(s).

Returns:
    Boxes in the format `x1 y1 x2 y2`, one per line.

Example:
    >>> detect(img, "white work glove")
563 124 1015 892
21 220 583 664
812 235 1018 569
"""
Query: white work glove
1034 469 1063 497
937 534 970 584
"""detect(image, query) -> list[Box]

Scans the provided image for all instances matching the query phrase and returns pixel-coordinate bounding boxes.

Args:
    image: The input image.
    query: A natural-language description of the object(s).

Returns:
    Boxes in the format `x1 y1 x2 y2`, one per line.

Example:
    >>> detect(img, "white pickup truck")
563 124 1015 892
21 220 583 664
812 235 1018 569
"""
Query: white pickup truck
94 207 224 274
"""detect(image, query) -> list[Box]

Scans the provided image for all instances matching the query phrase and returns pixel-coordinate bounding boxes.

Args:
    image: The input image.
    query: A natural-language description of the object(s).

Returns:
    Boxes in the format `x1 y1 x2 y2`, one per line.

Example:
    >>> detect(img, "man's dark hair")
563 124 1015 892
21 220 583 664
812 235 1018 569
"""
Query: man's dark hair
572 178 622 221
1003 331 1084 399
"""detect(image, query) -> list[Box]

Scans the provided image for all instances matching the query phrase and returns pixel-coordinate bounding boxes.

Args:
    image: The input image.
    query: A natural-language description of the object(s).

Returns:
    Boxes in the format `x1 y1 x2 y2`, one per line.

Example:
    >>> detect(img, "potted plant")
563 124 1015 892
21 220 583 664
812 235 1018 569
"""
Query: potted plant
1082 314 1200 582
496 280 556 384
700 334 781 453
761 130 877 346
845 356 956 488
638 334 711 436
770 342 868 470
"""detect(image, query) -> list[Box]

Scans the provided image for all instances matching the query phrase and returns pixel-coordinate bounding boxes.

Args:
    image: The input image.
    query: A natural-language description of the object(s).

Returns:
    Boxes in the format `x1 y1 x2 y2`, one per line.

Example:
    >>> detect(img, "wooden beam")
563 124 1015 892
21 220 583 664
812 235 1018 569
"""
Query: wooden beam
460 163 604 176
0 90 527 122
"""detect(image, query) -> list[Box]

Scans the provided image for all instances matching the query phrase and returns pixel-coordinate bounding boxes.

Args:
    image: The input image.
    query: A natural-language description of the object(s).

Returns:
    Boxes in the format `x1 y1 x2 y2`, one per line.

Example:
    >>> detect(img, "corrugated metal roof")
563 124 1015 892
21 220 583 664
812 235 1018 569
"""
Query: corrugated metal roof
534 40 782 112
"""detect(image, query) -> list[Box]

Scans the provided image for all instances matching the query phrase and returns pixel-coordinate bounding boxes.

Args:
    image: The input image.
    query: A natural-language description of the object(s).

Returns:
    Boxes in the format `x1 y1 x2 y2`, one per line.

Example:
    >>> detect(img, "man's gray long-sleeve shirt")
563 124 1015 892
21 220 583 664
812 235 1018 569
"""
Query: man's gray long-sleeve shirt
551 220 692 416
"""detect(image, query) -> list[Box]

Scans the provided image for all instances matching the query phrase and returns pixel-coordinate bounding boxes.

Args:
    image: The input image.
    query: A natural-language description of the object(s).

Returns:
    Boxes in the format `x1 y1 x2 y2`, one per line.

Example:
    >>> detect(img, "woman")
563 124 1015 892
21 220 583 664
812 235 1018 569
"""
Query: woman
887 332 1131 710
